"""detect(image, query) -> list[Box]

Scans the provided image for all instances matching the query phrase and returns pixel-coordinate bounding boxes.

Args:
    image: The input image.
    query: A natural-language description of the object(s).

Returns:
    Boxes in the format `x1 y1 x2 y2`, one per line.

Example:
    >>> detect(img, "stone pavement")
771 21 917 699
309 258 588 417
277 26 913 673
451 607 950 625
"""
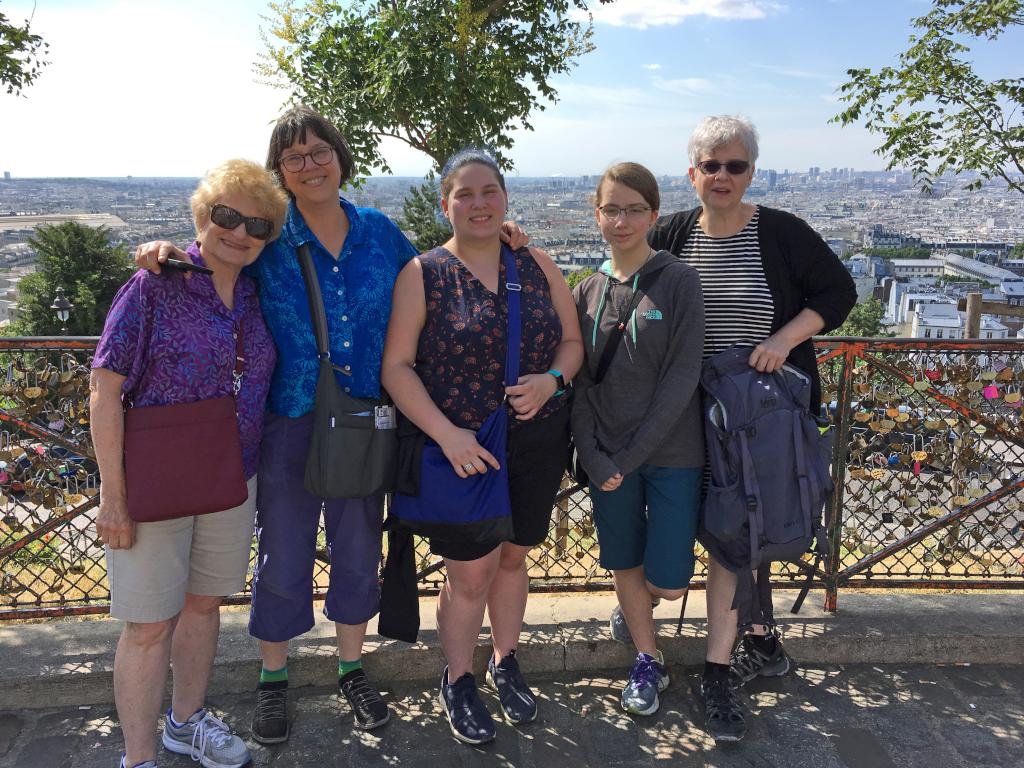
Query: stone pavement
2 662 1023 767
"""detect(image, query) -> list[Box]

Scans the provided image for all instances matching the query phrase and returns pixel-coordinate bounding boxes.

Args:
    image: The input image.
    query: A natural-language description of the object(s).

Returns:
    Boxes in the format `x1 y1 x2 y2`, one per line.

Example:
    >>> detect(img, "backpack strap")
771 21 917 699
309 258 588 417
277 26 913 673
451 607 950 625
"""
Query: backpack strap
737 429 764 570
791 411 814 541
592 262 669 385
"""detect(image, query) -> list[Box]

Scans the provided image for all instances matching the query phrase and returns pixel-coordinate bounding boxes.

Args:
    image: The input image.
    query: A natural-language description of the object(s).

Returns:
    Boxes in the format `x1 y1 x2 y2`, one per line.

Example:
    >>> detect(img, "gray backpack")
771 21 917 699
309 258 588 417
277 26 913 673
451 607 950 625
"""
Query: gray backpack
700 345 833 629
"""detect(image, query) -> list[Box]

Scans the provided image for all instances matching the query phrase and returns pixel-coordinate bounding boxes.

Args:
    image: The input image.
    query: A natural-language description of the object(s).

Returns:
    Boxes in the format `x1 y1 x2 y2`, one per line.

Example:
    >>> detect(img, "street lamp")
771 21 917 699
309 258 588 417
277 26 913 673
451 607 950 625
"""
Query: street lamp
50 287 73 335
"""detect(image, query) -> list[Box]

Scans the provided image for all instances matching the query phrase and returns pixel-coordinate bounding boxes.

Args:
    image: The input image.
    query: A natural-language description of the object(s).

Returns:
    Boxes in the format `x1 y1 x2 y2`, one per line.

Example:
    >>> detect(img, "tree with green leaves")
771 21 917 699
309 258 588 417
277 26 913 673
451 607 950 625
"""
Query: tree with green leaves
398 179 451 252
6 222 133 336
832 0 1023 194
260 0 609 246
862 246 933 260
827 298 892 338
261 0 607 175
0 5 48 95
565 267 593 290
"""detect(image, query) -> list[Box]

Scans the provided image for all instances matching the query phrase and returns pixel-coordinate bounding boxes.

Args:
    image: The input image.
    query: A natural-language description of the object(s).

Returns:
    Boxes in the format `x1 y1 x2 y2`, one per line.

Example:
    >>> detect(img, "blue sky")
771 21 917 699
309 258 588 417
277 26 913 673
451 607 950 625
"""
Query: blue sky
1 0 1020 178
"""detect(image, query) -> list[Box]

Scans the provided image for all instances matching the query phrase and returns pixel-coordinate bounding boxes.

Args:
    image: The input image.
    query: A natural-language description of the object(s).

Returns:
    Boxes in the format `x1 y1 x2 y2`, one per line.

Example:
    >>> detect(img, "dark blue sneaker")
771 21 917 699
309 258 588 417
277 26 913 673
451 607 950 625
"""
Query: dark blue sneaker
621 651 669 716
486 650 538 724
440 666 496 745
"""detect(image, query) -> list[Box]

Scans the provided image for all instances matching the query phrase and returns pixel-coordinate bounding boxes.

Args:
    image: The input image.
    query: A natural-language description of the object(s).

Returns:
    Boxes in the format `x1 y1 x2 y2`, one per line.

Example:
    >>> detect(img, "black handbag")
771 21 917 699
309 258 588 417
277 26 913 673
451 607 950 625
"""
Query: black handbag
569 262 669 487
297 244 398 498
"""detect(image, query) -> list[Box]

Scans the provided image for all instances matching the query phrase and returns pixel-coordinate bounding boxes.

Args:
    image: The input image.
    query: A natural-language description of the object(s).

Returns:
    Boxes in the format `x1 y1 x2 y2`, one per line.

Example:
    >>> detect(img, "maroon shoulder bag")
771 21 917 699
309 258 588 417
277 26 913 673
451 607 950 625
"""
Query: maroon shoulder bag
122 325 249 522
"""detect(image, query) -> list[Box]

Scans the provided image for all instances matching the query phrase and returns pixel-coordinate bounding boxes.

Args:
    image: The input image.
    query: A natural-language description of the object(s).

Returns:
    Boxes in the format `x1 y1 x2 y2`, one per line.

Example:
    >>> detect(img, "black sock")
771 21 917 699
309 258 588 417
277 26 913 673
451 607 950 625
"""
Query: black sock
749 633 778 654
704 661 731 680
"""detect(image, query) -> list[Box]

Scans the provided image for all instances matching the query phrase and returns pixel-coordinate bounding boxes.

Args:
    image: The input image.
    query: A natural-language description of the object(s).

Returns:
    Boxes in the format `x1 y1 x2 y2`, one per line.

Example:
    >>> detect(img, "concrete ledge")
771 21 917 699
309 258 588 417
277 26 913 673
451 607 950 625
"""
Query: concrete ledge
1 590 1021 710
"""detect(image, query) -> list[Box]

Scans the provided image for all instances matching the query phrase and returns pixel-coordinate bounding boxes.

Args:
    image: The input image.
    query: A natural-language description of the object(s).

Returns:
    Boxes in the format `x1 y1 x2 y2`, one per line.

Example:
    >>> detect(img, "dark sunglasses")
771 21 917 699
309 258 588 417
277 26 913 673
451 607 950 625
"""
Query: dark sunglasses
209 204 274 240
695 159 751 176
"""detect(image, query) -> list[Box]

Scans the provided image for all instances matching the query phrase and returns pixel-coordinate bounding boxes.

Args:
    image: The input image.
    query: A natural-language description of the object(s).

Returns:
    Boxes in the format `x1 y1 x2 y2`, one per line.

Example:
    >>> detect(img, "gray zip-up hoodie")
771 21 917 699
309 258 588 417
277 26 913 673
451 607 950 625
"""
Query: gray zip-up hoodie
571 250 705 486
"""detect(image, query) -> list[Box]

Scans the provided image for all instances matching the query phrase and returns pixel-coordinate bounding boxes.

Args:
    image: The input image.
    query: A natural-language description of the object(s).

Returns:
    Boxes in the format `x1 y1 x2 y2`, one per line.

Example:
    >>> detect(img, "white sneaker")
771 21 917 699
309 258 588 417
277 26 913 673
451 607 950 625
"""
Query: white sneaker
161 709 250 768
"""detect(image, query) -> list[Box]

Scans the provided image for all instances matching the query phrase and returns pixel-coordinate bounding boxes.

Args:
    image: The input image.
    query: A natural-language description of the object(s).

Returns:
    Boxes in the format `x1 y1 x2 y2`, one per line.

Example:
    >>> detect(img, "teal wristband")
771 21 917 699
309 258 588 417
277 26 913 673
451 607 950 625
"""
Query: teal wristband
547 369 566 396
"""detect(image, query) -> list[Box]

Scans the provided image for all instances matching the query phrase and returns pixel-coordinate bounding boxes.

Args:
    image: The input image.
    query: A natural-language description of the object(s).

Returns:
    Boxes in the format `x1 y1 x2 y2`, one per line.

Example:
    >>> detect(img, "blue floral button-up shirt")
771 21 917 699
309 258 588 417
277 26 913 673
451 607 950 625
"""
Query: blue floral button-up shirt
249 196 417 417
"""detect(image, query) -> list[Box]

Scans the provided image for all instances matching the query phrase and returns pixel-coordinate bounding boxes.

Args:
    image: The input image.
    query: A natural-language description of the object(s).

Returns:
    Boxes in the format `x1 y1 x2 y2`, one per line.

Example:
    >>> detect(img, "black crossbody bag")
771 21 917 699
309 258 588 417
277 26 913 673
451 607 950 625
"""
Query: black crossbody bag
297 244 398 498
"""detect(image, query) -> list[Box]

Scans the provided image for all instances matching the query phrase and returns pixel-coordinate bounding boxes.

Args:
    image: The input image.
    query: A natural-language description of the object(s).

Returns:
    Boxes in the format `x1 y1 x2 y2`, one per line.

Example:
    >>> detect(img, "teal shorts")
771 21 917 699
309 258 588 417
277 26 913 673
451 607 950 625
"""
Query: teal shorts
590 464 701 590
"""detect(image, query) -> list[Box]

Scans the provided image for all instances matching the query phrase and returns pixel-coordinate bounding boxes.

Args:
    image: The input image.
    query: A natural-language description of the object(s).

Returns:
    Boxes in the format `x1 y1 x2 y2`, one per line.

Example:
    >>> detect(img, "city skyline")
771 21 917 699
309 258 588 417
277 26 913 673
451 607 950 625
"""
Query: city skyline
1 0 1021 179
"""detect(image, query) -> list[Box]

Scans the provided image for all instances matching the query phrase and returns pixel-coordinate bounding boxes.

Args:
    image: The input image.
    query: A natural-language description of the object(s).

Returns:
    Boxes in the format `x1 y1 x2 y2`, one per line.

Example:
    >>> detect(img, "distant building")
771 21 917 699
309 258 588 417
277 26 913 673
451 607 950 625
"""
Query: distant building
912 302 961 339
888 284 948 325
864 224 922 249
2 172 9 182
910 302 1009 340
1001 281 1024 308
0 212 128 246
887 259 944 279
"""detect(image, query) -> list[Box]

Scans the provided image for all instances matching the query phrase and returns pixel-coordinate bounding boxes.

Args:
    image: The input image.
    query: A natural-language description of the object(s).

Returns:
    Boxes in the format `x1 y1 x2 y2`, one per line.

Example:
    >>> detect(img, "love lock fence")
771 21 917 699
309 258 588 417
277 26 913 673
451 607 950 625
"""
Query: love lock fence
0 337 1021 619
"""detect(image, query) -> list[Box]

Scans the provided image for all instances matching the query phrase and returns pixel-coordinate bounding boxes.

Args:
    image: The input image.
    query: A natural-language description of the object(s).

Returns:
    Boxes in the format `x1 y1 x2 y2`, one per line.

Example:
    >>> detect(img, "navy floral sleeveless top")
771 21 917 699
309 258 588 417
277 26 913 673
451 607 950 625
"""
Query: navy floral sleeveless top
415 246 564 431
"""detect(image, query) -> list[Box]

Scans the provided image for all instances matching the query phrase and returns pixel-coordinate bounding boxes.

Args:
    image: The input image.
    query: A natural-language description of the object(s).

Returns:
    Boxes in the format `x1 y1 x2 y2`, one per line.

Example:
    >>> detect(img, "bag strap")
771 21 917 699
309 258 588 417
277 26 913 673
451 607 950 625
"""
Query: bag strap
231 323 245 395
296 243 331 361
501 245 522 386
593 261 668 385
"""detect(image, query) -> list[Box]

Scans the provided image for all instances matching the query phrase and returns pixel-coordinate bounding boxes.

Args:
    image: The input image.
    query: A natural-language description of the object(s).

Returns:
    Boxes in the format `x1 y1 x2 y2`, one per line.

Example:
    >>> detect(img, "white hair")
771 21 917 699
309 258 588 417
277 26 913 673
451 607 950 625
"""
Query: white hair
687 115 759 167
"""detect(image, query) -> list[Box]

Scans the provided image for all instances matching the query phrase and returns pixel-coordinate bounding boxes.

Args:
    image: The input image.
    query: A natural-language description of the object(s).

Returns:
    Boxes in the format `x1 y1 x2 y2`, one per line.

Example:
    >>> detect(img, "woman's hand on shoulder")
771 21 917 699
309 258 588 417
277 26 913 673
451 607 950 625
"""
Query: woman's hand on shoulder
499 221 530 250
96 491 134 549
438 427 502 478
134 241 187 275
506 372 559 421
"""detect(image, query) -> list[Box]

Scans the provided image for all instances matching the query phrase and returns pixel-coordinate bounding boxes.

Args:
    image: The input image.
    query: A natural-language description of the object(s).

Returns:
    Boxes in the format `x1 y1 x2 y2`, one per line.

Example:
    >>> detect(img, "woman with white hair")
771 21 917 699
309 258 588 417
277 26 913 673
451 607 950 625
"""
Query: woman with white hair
644 115 856 742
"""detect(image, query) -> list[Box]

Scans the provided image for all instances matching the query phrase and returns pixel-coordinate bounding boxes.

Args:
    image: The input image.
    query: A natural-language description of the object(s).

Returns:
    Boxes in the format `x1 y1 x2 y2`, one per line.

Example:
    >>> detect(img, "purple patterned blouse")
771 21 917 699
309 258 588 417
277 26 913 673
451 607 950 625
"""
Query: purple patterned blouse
415 246 564 432
93 242 276 478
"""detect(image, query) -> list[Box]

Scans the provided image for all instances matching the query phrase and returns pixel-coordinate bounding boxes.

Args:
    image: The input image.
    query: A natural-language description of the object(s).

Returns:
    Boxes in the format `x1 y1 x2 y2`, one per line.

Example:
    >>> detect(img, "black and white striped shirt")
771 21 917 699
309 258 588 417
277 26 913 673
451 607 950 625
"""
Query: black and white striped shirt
679 208 774 360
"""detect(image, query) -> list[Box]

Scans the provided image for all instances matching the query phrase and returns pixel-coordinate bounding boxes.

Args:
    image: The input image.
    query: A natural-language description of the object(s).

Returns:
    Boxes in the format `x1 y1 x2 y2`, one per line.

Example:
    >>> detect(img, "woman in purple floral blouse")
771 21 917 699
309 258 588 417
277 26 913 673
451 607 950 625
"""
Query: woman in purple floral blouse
90 159 287 768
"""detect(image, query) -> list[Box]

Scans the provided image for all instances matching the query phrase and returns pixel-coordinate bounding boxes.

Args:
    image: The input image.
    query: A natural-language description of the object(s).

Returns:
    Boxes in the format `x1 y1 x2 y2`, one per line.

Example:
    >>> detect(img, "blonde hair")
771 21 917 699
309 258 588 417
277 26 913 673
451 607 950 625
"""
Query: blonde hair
191 159 289 240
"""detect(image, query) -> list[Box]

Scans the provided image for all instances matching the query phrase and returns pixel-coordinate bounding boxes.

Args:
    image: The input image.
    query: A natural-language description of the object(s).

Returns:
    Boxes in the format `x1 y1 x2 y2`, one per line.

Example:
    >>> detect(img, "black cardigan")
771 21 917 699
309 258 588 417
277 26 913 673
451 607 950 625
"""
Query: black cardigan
648 205 857 408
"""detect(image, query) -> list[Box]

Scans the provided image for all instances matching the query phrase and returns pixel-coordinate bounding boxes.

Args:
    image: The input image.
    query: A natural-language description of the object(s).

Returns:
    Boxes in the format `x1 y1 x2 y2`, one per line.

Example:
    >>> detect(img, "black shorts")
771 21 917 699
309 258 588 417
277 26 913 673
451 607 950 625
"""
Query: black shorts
431 405 571 562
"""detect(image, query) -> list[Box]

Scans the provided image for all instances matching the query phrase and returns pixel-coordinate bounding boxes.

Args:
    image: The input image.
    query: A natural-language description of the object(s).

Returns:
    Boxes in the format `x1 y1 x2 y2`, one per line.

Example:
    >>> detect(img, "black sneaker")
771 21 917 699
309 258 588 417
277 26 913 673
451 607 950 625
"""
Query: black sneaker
339 668 391 730
486 650 538 724
440 666 496 745
701 674 746 742
251 680 289 745
730 630 792 685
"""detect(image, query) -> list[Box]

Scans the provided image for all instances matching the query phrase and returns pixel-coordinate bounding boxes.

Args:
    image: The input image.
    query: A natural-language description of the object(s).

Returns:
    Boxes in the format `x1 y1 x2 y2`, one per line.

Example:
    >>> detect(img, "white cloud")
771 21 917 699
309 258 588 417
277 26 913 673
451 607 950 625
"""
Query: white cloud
651 76 713 96
587 0 786 30
643 64 663 70
749 63 836 81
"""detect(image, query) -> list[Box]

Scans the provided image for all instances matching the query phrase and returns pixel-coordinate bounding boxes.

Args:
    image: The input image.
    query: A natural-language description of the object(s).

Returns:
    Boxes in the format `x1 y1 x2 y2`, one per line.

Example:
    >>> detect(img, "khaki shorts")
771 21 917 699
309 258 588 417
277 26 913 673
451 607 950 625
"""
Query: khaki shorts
107 475 257 623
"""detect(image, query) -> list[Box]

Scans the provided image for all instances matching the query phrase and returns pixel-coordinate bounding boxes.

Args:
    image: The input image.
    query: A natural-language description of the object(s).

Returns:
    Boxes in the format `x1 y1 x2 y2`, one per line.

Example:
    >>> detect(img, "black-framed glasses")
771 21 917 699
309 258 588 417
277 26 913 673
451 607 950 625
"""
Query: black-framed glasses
597 204 652 220
695 159 751 176
209 204 274 240
279 145 335 173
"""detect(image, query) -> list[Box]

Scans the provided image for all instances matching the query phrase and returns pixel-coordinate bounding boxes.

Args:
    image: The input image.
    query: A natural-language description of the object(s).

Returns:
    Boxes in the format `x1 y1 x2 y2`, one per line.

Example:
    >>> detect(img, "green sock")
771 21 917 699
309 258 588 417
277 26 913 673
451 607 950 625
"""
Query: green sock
259 665 288 685
338 659 362 678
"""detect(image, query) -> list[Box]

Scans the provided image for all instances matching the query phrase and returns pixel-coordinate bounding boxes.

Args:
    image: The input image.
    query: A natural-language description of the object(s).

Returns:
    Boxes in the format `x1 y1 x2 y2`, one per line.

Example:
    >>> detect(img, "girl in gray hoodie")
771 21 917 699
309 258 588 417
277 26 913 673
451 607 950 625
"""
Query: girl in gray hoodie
571 162 705 717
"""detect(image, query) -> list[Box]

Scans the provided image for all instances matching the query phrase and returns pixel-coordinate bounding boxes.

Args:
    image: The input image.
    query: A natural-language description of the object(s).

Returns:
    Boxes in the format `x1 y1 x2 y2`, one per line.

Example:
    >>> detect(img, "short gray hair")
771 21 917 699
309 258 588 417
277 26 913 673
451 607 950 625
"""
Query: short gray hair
687 116 759 168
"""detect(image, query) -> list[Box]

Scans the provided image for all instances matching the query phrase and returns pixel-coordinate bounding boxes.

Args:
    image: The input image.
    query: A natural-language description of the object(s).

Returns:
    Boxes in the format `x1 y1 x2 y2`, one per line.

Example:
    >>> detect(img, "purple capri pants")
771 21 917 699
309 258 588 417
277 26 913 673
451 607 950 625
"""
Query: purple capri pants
249 412 383 642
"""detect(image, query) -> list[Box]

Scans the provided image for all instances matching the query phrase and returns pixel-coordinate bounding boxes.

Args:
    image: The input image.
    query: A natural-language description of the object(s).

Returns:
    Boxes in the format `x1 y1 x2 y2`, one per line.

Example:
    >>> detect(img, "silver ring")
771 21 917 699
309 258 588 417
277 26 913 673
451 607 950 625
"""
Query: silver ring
463 463 475 472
